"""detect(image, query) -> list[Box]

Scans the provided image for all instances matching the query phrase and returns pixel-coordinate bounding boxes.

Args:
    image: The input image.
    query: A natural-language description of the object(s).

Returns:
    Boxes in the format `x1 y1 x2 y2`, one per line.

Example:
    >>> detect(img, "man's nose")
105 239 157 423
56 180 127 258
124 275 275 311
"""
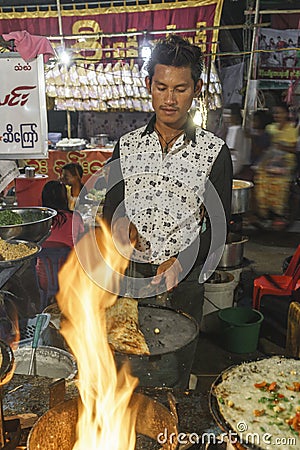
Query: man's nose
165 89 176 103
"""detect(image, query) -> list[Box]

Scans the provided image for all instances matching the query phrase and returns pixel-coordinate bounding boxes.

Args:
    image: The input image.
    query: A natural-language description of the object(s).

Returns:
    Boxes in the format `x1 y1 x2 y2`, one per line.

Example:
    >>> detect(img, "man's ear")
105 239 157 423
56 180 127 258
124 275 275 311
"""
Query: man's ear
145 76 151 93
194 79 203 98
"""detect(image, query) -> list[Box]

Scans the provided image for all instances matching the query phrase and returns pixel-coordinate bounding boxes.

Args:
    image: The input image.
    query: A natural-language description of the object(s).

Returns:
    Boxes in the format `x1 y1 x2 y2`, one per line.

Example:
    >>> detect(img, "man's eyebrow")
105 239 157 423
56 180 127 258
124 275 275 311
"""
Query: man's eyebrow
153 80 189 87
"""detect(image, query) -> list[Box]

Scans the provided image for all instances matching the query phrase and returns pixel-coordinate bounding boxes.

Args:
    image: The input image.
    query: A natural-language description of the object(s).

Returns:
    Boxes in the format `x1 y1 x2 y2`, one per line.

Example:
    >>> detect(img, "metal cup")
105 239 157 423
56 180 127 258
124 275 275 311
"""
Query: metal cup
25 167 35 178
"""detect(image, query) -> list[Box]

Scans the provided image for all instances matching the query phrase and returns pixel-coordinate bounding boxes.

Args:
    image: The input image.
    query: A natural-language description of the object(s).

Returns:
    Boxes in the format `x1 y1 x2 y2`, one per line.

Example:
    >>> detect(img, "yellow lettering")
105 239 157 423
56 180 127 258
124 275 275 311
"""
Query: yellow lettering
71 20 103 60
194 22 207 53
126 29 139 58
166 25 177 31
113 41 125 59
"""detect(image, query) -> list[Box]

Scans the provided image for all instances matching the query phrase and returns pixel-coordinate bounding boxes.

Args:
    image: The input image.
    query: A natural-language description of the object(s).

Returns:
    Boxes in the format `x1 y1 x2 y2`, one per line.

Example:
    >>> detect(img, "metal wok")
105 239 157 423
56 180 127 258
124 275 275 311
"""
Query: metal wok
27 393 178 450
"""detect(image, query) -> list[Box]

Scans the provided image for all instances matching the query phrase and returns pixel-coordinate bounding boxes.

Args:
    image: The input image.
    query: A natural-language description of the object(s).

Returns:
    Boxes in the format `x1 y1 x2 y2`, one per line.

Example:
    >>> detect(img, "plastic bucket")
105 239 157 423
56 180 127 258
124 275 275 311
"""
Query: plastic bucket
201 271 235 333
218 307 264 353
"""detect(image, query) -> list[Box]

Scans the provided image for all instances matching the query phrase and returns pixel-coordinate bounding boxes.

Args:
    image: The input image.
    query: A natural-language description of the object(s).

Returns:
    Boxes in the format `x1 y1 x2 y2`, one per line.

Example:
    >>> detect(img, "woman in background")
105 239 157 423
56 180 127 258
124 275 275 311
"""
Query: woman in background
41 180 84 248
254 103 298 230
60 162 86 210
36 180 84 307
225 103 251 179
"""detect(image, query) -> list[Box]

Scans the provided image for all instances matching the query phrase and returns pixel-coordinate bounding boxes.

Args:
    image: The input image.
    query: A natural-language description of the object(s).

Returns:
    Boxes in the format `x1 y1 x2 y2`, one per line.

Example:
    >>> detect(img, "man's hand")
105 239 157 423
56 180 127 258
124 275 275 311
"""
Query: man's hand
151 257 183 292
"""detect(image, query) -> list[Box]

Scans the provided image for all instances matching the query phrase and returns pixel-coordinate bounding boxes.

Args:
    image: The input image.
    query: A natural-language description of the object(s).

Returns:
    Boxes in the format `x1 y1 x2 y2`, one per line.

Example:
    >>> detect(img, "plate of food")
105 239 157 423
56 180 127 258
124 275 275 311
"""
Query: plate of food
210 356 300 450
85 188 106 204
0 238 41 267
55 138 86 151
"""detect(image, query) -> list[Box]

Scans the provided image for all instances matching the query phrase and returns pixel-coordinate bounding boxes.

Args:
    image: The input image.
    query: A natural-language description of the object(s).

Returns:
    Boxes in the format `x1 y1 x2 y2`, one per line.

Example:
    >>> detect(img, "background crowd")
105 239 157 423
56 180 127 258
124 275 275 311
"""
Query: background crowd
222 102 300 231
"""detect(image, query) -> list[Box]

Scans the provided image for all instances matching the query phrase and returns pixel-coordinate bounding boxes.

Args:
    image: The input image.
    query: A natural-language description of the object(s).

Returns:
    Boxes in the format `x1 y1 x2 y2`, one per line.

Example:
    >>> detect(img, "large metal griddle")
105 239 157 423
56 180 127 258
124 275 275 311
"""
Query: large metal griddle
208 357 300 450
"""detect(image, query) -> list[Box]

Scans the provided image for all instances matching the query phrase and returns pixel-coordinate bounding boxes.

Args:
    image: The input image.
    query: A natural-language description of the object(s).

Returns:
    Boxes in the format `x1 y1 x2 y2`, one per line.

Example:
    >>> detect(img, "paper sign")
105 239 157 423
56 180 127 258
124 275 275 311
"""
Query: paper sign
0 53 48 159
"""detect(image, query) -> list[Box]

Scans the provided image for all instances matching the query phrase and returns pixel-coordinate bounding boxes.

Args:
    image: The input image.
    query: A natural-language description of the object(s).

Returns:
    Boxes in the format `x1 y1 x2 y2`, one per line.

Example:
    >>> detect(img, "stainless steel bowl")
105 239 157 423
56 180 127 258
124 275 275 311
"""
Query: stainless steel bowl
0 207 57 242
0 239 41 268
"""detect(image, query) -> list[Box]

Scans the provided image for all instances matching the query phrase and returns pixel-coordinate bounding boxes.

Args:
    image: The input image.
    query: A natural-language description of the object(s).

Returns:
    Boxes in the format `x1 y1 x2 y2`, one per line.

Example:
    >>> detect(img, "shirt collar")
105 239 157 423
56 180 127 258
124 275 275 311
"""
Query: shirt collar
141 113 197 144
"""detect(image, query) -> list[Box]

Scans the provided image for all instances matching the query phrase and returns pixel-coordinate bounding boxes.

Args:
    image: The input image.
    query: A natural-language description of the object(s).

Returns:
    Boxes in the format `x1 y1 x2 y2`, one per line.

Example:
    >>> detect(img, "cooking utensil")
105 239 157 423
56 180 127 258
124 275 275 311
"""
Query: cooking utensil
218 233 248 268
0 239 41 268
0 207 57 242
90 134 109 147
231 179 254 214
28 314 50 375
14 345 77 380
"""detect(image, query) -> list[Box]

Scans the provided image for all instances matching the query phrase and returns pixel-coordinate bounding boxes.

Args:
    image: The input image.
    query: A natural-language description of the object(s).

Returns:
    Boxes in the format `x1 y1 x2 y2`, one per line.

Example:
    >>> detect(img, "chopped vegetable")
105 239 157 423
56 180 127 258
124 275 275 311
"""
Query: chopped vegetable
286 382 300 392
0 210 23 226
255 381 267 389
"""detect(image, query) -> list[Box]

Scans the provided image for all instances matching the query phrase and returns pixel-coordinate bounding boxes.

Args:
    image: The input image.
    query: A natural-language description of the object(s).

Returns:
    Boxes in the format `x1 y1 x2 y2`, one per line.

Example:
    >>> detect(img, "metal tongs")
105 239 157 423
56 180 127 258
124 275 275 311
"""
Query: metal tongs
28 313 49 375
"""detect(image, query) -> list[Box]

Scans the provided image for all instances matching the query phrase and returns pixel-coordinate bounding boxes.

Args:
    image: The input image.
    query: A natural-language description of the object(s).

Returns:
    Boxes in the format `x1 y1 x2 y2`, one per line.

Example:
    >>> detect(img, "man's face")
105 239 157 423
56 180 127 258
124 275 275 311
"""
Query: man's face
146 64 202 128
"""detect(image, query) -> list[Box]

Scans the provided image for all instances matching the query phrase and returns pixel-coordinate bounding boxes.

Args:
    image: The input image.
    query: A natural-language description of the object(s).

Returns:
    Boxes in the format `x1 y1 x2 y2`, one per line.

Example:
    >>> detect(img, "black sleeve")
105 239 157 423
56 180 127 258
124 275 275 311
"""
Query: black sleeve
102 140 125 225
208 143 233 225
178 143 233 269
196 143 233 263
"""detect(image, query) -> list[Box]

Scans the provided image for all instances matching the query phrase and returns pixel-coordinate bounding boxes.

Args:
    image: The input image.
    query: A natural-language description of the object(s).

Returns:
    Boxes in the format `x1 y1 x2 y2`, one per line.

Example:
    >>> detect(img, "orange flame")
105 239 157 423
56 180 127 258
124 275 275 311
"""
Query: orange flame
56 223 138 449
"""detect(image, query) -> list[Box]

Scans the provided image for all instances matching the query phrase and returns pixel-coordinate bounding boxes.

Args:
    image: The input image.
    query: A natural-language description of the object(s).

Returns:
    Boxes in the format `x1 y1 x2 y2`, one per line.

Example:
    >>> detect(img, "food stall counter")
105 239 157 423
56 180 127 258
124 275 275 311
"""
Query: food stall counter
24 147 113 183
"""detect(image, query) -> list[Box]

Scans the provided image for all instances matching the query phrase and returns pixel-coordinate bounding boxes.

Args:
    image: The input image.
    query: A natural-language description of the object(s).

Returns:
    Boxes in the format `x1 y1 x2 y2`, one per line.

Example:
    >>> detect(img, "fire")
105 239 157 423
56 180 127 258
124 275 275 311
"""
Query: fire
56 223 138 450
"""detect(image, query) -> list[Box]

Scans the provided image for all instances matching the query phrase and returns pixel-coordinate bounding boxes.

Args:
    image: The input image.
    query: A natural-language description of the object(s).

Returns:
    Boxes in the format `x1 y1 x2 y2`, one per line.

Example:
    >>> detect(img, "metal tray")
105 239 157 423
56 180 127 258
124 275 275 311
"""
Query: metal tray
0 239 41 268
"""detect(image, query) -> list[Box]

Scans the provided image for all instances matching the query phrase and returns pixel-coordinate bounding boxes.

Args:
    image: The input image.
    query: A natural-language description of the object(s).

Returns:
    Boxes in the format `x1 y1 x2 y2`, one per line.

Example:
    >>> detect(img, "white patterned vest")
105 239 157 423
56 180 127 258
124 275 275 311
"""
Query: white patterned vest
119 125 224 264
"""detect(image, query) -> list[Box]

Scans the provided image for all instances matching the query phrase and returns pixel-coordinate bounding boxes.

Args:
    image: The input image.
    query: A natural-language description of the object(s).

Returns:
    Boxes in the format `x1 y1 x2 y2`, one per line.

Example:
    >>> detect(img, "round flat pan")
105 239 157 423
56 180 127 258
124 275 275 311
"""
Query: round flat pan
209 356 300 450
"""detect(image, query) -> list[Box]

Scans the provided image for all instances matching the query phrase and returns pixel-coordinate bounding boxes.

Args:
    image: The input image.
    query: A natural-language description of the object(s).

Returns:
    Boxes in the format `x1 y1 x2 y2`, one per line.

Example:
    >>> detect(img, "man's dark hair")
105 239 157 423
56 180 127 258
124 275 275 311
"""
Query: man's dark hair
146 34 203 88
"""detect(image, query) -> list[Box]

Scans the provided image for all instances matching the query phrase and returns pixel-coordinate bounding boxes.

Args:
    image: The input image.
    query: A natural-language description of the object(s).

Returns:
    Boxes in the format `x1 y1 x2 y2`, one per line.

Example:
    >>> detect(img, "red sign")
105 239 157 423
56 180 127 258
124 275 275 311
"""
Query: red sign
25 148 112 183
0 0 224 59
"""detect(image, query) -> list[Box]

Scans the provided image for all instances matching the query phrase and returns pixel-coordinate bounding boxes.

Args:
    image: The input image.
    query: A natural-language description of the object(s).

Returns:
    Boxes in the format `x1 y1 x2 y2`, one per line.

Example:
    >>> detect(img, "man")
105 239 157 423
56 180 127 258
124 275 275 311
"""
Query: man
225 103 251 178
103 35 232 326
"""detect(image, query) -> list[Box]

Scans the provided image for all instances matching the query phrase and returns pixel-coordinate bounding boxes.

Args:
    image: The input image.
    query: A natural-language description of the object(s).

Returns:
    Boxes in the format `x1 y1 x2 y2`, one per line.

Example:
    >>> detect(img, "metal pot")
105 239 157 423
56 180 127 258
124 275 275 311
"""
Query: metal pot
218 233 248 268
13 346 77 380
231 179 254 214
90 134 109 147
28 393 178 450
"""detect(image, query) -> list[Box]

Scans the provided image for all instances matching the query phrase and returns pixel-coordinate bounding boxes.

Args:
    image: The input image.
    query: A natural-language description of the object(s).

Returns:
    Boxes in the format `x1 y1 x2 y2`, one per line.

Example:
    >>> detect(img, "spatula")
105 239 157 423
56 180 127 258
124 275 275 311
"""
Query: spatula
28 313 49 375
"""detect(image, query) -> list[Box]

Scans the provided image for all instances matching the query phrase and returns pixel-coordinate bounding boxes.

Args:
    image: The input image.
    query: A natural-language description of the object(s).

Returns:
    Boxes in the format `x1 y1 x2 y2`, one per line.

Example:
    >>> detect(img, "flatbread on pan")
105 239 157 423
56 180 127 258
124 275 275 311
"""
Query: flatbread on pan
213 356 300 450
106 297 150 356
